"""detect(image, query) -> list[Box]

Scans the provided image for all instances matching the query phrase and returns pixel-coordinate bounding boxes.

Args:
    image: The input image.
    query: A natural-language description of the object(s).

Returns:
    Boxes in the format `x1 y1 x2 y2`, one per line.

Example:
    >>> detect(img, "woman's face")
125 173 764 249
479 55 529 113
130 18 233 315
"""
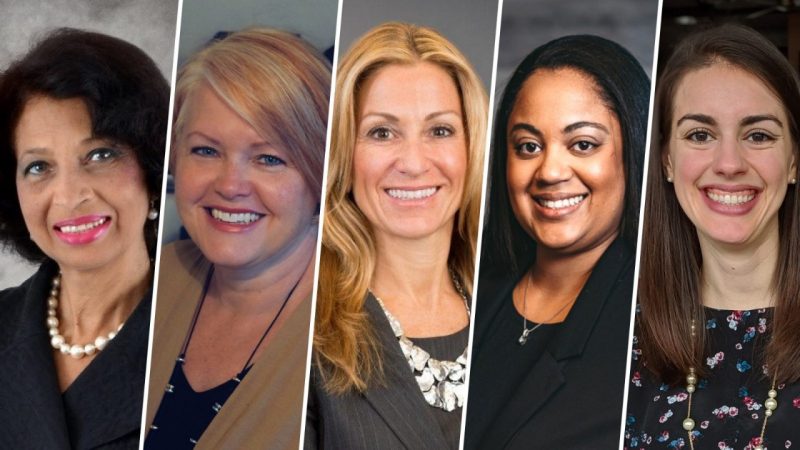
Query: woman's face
665 63 796 247
14 96 150 271
174 83 317 271
351 62 467 242
506 68 625 254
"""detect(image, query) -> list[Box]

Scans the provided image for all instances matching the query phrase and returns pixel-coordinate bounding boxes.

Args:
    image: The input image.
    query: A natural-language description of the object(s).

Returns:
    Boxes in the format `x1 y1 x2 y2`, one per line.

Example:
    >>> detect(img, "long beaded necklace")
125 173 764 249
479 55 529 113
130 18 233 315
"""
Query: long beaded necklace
682 320 778 450
371 274 470 412
47 273 125 359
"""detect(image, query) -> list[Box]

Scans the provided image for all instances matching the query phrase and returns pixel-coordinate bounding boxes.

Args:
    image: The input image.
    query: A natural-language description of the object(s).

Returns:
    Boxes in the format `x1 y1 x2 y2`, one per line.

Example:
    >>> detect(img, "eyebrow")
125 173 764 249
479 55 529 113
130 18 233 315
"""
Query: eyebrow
360 110 461 123
509 123 542 137
740 114 783 128
184 131 271 149
508 121 609 136
676 114 716 127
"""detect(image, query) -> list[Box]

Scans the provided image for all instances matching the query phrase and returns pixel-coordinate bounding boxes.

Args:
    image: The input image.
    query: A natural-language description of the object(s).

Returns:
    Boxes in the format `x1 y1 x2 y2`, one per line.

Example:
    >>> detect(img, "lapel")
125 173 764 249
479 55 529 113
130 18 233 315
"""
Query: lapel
0 262 71 449
62 291 151 448
480 239 633 448
361 295 451 450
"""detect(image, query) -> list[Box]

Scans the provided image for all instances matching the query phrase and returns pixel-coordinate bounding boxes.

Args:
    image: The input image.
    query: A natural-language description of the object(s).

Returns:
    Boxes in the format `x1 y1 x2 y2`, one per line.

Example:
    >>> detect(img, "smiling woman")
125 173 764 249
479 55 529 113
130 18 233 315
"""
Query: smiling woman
0 28 168 448
143 28 330 450
464 35 649 449
307 22 487 450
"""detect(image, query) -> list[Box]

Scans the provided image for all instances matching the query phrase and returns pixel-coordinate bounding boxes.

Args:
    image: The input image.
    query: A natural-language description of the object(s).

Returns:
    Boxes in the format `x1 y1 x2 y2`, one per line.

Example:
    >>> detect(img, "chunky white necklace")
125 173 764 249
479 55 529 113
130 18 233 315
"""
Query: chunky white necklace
46 274 124 359
372 278 469 412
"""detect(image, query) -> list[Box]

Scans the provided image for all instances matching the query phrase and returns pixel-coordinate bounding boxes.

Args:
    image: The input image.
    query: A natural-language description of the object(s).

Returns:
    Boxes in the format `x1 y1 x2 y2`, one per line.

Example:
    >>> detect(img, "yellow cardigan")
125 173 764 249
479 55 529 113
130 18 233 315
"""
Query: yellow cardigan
144 240 312 449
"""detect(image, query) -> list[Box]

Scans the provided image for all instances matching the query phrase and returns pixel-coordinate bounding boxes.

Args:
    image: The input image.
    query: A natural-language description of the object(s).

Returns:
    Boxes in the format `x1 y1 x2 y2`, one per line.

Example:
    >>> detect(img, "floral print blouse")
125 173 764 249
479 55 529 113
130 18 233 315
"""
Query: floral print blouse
625 308 800 450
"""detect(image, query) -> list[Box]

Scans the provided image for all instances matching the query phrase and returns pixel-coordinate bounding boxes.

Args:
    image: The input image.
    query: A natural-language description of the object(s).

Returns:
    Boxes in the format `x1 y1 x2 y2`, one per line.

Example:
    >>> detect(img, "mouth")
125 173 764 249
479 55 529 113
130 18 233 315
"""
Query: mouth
385 187 438 201
54 216 110 234
206 207 264 225
704 188 757 206
534 194 588 210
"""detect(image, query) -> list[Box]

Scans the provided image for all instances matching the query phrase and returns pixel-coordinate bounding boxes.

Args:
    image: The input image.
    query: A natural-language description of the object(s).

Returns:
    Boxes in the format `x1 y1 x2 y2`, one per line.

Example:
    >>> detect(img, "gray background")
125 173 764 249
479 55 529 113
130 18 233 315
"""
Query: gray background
161 0 340 245
0 0 179 288
337 0 500 91
497 0 660 96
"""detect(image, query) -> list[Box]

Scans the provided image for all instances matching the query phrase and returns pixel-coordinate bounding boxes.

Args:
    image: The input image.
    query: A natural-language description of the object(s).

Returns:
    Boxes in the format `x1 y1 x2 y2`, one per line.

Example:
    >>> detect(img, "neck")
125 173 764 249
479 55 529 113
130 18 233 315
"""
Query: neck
57 242 151 337
209 226 317 315
371 227 456 310
699 223 779 310
529 234 616 302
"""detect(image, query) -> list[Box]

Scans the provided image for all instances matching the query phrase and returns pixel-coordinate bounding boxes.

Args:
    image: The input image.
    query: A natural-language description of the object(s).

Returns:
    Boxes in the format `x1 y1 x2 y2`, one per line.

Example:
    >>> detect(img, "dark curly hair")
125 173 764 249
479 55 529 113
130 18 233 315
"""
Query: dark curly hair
0 28 169 262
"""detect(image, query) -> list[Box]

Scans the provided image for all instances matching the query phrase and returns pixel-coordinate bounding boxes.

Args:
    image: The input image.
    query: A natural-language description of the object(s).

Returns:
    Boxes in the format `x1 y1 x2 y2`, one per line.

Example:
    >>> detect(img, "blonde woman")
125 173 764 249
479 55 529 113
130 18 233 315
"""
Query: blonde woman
306 22 486 450
144 29 329 449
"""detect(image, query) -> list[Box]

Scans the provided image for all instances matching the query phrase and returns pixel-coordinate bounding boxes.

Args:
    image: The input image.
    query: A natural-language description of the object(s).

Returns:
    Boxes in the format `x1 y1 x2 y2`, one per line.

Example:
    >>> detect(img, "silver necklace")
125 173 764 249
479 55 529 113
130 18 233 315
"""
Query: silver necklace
518 271 574 345
372 275 470 412
47 273 125 359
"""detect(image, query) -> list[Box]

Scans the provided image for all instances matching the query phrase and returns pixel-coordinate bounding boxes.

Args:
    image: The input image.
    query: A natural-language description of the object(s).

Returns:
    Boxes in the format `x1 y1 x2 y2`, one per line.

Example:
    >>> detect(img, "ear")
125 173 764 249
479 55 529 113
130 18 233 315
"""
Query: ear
662 149 674 182
789 148 797 184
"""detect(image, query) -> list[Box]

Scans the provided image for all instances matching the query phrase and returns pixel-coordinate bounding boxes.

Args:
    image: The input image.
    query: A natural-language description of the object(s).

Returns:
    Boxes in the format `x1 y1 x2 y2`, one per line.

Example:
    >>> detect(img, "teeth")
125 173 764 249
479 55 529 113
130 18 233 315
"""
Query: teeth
386 187 437 200
707 190 755 206
58 218 107 233
539 195 585 210
210 208 262 224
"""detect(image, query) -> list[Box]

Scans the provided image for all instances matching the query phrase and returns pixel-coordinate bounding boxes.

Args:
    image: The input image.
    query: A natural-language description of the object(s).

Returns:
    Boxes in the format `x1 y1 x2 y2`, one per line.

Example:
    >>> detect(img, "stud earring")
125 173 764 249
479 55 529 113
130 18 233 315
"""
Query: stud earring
791 178 797 185
147 200 159 220
666 176 673 183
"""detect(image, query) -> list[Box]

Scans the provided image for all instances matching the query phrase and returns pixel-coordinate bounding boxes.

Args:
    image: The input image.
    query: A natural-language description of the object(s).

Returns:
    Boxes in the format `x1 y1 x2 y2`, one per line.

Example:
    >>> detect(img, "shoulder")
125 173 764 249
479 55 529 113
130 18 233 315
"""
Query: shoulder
0 263 53 344
156 240 209 298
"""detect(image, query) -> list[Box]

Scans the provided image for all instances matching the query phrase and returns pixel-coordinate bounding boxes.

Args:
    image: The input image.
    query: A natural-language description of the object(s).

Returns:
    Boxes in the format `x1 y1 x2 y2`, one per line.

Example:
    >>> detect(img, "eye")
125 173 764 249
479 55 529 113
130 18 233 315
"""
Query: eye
571 140 598 152
431 125 455 138
257 154 286 166
23 160 49 177
190 146 219 157
513 141 541 155
86 147 121 162
686 128 714 143
745 131 775 144
367 126 394 140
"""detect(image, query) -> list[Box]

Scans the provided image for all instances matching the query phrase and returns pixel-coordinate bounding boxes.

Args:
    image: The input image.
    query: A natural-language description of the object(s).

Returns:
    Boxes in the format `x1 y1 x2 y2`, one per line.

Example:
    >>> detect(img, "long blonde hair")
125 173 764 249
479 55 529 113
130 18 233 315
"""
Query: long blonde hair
314 22 487 394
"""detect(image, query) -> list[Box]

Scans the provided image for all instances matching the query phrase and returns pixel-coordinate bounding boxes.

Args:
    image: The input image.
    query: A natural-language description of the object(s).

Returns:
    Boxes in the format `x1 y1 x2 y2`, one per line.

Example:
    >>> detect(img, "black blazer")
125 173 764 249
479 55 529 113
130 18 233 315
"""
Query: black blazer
0 261 150 449
305 296 456 450
465 238 635 449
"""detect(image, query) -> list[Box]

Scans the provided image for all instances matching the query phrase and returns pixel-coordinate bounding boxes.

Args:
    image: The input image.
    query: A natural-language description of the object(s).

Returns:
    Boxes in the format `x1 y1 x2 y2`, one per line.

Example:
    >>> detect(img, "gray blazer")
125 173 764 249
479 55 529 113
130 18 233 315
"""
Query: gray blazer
305 295 454 449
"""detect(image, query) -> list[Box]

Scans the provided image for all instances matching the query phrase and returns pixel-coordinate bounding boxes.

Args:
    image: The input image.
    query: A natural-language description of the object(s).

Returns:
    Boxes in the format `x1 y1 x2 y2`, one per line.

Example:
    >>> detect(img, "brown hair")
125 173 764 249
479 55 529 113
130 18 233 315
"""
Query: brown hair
638 24 800 384
314 22 487 393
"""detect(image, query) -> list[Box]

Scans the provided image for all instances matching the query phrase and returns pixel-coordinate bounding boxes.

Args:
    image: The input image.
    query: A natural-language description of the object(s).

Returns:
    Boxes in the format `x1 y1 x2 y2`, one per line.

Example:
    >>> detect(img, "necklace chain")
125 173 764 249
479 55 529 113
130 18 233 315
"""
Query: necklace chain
46 273 125 359
683 320 778 450
518 271 575 345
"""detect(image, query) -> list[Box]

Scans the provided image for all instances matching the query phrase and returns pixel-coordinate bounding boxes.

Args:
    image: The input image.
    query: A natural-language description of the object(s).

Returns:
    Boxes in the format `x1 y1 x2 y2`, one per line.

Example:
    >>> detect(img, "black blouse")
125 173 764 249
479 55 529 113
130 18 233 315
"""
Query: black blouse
625 307 800 449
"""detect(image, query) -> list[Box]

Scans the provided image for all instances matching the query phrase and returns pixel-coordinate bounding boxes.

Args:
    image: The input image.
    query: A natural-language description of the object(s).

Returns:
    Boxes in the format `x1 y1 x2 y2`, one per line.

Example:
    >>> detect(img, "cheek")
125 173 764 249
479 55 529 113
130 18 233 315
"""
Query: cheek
506 156 532 197
351 144 386 196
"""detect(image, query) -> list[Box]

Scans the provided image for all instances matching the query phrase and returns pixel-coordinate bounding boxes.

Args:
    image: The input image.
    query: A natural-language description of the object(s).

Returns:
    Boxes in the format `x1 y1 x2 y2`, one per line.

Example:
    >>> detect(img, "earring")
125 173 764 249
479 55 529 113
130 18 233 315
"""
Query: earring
147 200 159 220
791 178 797 185
666 176 673 183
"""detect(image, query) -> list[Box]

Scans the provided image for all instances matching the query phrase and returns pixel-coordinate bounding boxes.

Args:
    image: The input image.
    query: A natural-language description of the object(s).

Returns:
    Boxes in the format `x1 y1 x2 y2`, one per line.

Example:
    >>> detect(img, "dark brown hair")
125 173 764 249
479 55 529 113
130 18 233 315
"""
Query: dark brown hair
638 23 800 384
0 28 169 262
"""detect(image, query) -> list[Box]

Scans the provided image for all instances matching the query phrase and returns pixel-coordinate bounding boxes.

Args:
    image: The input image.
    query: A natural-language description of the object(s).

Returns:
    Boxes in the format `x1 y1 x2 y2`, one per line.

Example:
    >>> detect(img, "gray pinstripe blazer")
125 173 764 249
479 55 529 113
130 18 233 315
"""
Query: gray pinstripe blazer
305 295 456 449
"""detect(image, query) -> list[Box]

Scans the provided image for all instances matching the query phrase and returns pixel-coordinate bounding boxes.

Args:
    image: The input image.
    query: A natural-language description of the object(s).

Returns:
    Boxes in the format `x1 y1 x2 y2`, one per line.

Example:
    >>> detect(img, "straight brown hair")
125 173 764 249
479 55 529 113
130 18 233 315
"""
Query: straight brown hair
638 24 800 384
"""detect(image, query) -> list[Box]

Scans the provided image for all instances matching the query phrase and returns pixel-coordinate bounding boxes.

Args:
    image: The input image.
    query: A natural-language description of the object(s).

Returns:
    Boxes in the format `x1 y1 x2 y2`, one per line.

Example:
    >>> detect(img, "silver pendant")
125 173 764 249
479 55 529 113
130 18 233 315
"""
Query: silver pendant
518 328 531 345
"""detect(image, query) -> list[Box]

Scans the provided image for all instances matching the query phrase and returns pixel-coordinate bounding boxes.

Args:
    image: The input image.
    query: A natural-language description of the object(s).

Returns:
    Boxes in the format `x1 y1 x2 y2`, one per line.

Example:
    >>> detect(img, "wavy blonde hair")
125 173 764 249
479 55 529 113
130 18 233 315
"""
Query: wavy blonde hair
172 28 331 198
314 22 487 394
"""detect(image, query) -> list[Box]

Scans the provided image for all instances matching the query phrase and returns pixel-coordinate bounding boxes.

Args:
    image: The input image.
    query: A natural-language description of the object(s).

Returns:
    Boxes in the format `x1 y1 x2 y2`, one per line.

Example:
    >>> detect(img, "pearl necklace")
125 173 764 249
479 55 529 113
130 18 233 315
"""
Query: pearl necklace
46 274 124 359
683 321 778 450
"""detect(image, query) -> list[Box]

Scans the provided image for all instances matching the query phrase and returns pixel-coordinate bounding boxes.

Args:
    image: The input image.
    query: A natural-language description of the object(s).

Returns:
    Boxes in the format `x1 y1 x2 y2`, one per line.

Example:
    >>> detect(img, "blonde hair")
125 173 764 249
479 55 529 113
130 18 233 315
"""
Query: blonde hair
314 22 487 393
173 28 331 197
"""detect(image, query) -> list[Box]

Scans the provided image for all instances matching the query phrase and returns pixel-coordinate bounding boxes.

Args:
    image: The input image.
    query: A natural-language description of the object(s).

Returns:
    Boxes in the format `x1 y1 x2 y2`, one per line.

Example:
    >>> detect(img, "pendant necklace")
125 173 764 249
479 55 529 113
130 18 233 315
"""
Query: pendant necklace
518 271 575 345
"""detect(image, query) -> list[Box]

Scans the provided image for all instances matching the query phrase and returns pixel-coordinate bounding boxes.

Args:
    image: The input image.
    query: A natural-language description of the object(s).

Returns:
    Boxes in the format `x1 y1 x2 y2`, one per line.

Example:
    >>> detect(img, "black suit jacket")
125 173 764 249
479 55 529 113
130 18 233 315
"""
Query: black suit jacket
465 238 635 449
305 295 456 450
0 261 150 449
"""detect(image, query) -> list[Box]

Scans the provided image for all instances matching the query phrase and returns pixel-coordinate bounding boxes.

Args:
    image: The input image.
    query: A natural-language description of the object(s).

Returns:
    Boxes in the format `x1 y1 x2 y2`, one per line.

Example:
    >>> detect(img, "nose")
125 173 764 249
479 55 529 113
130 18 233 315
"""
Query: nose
394 137 431 176
535 147 572 187
52 165 92 209
711 137 748 177
214 159 252 199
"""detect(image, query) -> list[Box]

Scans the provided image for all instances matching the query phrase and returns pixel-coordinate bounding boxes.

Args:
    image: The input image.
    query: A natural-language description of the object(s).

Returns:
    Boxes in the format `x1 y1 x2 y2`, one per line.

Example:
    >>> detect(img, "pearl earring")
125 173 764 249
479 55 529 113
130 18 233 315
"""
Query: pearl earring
147 200 159 220
666 176 673 183
791 178 797 185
